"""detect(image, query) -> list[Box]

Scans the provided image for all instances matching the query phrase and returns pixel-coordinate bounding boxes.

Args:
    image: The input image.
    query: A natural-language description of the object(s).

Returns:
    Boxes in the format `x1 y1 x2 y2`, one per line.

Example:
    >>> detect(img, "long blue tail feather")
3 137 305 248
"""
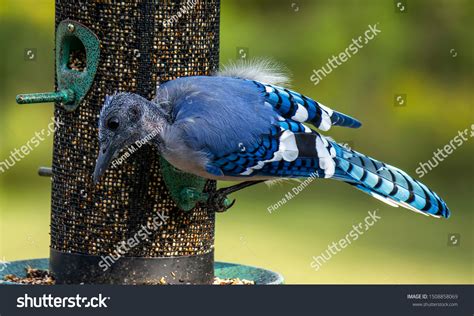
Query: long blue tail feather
332 142 450 218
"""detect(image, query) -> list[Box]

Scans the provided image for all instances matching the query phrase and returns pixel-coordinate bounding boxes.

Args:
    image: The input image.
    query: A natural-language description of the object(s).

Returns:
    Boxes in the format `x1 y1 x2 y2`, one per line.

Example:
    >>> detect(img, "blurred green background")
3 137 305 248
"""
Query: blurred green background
0 0 472 284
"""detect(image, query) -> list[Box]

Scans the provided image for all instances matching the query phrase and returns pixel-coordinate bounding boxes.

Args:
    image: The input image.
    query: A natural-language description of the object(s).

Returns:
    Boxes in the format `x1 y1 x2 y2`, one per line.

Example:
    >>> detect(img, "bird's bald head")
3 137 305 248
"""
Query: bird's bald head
93 93 167 183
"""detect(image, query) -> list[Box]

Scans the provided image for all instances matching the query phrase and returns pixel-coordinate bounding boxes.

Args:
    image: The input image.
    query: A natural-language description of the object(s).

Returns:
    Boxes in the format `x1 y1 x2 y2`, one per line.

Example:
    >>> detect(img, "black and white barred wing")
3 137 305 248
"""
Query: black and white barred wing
252 80 362 131
208 118 338 179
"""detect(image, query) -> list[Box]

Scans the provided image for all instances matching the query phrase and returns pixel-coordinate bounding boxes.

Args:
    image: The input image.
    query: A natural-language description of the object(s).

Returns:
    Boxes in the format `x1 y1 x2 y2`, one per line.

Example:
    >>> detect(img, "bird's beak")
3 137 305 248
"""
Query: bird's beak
93 142 119 184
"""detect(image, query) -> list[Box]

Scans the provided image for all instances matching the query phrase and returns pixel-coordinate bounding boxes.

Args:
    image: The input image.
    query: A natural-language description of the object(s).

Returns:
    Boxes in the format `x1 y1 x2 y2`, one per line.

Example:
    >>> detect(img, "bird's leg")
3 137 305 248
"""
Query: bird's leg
207 180 265 212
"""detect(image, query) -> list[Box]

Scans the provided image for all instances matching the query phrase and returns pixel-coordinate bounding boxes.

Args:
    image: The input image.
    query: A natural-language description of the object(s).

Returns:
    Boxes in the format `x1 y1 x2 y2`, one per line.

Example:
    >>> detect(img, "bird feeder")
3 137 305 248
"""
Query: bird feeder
11 0 283 285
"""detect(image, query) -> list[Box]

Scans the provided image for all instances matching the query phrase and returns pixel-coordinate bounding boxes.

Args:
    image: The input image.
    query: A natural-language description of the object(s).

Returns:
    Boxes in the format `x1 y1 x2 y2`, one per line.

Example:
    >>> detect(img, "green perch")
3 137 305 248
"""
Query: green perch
16 89 75 105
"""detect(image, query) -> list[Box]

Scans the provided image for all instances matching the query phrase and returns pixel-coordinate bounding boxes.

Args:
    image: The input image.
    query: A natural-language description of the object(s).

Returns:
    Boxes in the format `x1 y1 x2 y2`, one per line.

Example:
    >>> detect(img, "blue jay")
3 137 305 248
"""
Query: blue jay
93 60 450 218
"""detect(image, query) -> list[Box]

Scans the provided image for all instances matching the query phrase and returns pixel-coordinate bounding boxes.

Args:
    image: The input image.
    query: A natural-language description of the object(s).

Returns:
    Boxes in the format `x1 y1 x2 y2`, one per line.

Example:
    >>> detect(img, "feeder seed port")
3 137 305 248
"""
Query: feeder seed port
15 20 100 112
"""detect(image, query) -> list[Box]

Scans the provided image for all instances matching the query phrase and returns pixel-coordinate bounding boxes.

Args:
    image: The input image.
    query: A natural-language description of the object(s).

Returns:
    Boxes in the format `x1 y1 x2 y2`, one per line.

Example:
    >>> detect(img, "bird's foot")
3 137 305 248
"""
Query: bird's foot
182 181 264 213
206 180 265 212
179 187 235 212
206 191 236 213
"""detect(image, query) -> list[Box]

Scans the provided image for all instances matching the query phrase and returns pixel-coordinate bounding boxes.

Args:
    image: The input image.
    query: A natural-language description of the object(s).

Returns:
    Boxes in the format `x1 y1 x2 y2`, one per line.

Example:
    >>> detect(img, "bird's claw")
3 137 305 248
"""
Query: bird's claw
205 180 264 212
207 191 236 213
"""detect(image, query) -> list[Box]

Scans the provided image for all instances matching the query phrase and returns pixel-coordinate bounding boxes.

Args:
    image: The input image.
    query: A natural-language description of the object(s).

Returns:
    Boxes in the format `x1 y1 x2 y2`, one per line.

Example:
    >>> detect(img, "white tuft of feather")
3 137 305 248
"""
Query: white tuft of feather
216 58 291 86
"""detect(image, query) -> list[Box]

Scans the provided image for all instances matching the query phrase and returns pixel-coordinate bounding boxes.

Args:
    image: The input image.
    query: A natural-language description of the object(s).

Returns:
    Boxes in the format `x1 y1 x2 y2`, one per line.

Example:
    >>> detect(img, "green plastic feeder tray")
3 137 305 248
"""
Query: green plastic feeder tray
0 259 283 285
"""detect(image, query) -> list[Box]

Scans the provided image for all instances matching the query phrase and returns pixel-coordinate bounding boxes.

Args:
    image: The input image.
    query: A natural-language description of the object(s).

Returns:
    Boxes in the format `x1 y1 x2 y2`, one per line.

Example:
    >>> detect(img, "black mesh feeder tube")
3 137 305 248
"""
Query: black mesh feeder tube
18 0 220 284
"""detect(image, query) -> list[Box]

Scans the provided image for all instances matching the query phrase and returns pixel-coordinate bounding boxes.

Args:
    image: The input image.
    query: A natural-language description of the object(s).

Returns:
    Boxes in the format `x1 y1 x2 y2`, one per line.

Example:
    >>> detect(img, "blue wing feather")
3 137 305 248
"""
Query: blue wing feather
210 118 335 179
251 80 362 131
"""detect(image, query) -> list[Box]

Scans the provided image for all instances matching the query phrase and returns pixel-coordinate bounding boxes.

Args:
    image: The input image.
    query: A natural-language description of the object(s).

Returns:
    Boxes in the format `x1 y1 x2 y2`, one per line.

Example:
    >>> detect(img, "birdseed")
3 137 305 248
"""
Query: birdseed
4 267 55 285
212 277 255 285
67 49 87 72
3 269 255 285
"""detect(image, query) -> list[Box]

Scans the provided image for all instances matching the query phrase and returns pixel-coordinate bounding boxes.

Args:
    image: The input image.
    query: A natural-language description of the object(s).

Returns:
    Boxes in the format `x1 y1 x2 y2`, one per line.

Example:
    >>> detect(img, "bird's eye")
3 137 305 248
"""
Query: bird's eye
107 117 120 130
